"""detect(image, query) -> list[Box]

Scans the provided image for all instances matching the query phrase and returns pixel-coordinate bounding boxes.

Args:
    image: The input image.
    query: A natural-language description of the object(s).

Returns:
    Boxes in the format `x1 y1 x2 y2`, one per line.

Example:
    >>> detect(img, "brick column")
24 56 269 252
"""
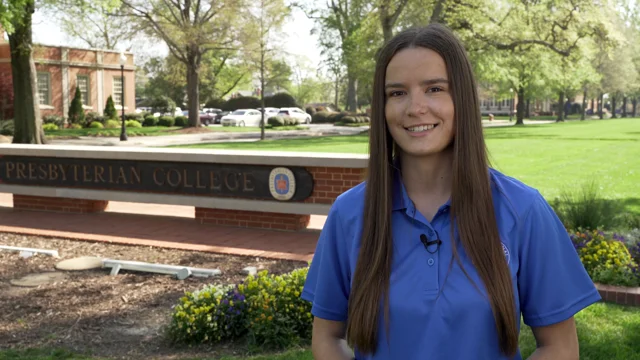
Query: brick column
194 166 366 231
13 195 108 213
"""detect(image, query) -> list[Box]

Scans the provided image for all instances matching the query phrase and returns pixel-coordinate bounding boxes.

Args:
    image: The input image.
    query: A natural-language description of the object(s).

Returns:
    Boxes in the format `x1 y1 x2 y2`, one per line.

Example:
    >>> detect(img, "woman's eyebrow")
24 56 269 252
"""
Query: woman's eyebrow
384 78 449 89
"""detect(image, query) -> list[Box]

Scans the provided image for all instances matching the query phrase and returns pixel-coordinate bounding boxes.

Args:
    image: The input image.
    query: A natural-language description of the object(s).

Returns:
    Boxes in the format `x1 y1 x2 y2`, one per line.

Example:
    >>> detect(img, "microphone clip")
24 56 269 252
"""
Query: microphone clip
420 234 442 254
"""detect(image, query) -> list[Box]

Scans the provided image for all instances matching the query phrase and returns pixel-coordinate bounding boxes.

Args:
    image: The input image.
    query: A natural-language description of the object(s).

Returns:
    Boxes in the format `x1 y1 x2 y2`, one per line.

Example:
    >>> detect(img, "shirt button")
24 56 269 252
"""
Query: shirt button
428 258 435 266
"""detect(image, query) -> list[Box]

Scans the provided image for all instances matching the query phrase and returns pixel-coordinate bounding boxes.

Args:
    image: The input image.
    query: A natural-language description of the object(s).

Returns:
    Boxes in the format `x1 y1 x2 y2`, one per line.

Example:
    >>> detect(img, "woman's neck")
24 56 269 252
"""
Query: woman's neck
399 147 454 202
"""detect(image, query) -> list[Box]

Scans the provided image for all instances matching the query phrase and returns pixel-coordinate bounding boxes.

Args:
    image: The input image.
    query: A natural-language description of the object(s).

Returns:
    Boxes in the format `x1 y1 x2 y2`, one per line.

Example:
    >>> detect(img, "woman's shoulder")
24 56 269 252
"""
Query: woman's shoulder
489 168 548 219
332 181 368 213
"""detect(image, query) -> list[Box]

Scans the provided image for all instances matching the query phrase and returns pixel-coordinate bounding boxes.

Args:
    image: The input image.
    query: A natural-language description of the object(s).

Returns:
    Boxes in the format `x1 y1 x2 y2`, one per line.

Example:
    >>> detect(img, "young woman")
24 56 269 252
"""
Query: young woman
301 24 600 360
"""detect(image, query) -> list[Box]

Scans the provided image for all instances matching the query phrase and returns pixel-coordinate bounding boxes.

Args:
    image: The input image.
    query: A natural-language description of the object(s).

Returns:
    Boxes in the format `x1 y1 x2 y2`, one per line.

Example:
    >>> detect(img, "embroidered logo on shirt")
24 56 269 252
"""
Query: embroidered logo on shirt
502 242 510 265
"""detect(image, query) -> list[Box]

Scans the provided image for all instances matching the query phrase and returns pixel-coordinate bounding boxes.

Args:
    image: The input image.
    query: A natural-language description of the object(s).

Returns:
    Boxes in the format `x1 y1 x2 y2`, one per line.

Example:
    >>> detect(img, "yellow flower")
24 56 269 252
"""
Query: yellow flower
268 316 273 321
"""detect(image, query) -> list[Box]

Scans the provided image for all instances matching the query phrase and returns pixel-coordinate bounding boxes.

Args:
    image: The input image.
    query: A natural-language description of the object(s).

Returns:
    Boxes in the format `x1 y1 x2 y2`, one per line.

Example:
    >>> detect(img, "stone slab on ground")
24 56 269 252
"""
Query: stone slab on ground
55 256 104 271
242 266 258 276
10 271 67 287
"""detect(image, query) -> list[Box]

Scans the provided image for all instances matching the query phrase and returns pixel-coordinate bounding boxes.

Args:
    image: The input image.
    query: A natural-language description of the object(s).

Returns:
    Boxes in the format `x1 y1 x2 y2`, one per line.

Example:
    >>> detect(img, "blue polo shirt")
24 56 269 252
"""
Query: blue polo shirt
302 168 601 359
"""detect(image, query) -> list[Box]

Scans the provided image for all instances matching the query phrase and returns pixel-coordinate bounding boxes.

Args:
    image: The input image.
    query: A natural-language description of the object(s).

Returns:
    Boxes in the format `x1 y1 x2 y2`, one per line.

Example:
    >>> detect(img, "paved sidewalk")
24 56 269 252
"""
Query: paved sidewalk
0 193 325 262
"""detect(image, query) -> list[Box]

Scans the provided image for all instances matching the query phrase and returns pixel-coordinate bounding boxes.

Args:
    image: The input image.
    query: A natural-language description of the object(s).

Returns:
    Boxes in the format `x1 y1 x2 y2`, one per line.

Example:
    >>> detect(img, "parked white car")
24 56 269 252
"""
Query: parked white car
261 107 280 118
221 109 263 127
278 107 311 124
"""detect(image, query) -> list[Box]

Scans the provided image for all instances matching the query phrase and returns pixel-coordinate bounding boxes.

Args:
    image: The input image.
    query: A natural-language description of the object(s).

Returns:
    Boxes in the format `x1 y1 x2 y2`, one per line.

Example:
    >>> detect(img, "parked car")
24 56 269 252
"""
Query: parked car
214 111 230 124
221 109 263 127
278 107 311 124
260 107 281 118
199 109 221 125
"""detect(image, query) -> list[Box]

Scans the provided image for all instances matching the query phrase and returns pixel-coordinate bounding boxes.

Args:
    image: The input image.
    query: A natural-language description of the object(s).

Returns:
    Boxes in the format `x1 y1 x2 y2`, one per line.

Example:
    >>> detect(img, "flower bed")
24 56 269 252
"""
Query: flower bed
169 268 312 350
570 229 640 288
168 227 640 349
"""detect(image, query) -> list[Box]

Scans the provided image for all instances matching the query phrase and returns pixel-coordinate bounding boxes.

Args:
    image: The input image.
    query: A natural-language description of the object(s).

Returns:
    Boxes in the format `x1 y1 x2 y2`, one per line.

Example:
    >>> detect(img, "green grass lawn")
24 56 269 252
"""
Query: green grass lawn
178 118 640 214
44 126 185 138
1 303 637 360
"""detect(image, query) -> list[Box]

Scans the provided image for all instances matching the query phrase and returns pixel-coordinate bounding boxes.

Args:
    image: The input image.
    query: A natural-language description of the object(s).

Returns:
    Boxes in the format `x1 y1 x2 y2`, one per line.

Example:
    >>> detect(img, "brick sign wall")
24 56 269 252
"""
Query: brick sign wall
0 153 367 231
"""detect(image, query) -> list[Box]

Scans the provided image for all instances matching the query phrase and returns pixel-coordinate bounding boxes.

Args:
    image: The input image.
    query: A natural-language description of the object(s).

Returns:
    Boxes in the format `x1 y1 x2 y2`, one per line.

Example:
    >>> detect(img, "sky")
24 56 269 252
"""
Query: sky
30 7 323 76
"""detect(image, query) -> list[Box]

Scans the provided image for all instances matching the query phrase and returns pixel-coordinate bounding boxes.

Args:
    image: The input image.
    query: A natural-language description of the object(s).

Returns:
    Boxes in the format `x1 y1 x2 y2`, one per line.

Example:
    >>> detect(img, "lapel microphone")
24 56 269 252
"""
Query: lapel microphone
420 233 442 254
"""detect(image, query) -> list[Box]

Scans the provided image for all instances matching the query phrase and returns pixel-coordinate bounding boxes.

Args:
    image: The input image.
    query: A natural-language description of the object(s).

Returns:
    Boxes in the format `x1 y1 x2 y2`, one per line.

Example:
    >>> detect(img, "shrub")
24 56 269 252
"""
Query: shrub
169 284 246 344
0 120 13 136
169 268 312 350
104 120 120 129
305 106 316 116
150 96 176 115
204 98 226 110
42 123 59 131
143 115 159 127
284 117 300 126
174 116 188 127
158 116 175 127
43 115 65 127
125 113 143 121
268 116 285 127
551 181 625 230
341 116 356 124
68 87 86 125
312 111 334 124
104 96 118 120
85 112 106 125
69 124 83 130
571 229 638 286
125 120 142 128
222 96 261 112
265 93 298 108
88 122 104 129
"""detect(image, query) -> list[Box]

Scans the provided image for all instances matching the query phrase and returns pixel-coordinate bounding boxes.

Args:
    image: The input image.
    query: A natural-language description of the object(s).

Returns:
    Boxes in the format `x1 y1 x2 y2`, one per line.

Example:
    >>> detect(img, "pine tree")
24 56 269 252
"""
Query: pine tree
68 86 85 125
104 96 118 120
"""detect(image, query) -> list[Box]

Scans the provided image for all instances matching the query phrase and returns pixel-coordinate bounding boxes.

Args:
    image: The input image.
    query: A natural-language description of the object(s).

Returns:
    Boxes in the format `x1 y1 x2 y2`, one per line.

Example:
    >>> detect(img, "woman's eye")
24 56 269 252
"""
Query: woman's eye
427 87 444 93
389 90 405 97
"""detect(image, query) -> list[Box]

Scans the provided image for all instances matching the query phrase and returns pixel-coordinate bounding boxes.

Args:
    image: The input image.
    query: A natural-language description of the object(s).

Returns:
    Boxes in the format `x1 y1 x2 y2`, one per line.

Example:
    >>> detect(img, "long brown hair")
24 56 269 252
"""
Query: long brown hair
346 24 518 357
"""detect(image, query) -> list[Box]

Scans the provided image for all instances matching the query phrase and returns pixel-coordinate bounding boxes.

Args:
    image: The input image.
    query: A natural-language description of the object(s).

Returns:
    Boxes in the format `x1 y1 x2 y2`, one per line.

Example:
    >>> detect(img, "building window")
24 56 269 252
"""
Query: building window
113 76 124 107
37 72 51 105
77 75 90 106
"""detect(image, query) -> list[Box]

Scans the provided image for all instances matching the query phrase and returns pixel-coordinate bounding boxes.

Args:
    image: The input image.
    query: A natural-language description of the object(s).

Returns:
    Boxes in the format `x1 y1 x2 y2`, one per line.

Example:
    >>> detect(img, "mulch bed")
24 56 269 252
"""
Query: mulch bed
0 233 306 359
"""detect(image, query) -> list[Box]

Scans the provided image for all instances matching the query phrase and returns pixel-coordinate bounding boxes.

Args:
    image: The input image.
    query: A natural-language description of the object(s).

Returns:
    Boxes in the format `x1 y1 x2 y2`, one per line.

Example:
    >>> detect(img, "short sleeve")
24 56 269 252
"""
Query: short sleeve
518 192 601 328
301 204 351 322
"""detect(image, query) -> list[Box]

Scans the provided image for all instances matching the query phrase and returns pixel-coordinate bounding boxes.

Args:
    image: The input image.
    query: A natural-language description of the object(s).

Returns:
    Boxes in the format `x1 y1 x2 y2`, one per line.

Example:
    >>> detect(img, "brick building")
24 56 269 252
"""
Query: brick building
0 31 135 120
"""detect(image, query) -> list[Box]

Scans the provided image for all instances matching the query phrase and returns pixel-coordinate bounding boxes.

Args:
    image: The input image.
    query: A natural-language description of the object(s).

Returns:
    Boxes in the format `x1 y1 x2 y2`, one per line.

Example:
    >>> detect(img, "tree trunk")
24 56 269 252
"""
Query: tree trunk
8 1 44 144
525 99 530 119
599 93 604 119
590 98 595 115
186 50 201 127
515 87 525 125
556 91 564 122
380 6 393 43
334 77 340 110
430 0 445 23
611 96 617 119
346 72 358 112
633 97 637 117
622 96 627 117
581 88 587 121
260 41 266 141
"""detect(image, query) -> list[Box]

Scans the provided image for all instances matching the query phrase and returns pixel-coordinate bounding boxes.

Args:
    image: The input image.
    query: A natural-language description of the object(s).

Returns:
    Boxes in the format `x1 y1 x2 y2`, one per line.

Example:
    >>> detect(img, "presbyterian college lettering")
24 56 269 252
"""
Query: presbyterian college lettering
0 156 314 202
